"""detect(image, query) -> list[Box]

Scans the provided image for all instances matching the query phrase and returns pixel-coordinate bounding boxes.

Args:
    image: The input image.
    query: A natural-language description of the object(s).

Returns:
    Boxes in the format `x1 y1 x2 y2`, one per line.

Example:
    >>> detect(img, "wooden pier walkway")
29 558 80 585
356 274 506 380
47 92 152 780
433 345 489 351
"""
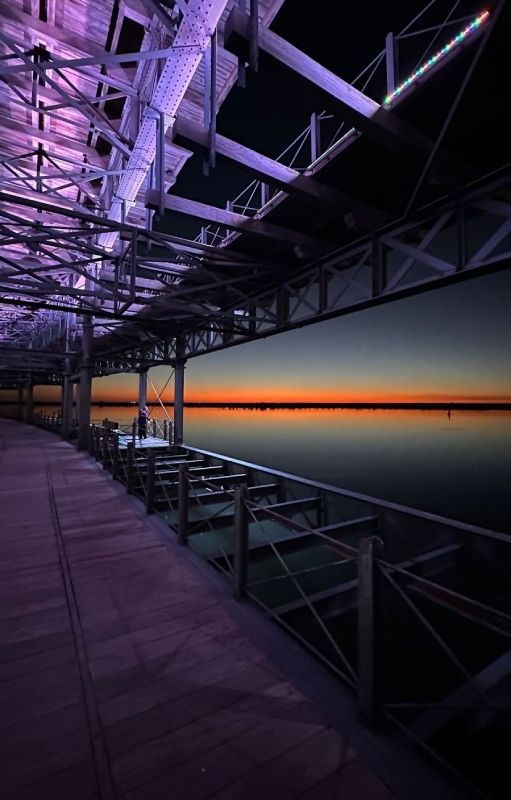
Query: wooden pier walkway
0 419 419 799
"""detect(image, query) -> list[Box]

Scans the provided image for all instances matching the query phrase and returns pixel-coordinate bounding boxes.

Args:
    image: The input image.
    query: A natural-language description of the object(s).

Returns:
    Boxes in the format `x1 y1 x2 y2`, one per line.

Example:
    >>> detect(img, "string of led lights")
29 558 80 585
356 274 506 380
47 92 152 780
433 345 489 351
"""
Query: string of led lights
383 9 490 106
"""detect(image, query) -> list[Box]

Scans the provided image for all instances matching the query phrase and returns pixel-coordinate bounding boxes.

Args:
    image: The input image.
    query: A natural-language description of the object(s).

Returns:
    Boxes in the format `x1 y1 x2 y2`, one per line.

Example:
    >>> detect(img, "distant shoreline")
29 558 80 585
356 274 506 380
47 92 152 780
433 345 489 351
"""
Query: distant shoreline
3 401 510 411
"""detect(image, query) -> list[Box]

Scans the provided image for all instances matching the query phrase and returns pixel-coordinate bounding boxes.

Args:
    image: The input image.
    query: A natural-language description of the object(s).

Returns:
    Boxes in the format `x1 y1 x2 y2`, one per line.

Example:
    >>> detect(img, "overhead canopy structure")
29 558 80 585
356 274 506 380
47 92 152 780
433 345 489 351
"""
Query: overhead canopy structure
0 0 509 389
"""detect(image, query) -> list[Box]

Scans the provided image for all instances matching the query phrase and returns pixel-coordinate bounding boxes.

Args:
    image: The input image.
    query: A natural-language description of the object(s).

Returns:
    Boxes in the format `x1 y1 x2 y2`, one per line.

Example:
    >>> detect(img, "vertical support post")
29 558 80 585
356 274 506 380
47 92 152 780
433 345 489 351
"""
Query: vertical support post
24 381 33 423
138 367 148 410
61 373 73 437
146 448 156 514
276 478 286 504
233 485 249 600
112 435 120 480
94 426 101 461
208 29 217 169
152 418 157 437
77 315 93 450
173 340 186 445
358 536 384 723
178 461 189 545
371 237 386 298
385 32 398 96
310 112 321 162
158 111 166 215
168 419 173 445
318 264 327 314
163 418 168 440
101 429 109 469
130 230 137 299
89 424 96 456
36 143 43 193
260 182 269 207
16 385 23 421
132 419 136 446
249 0 259 73
237 0 247 87
126 442 134 494
203 30 217 172
456 204 467 272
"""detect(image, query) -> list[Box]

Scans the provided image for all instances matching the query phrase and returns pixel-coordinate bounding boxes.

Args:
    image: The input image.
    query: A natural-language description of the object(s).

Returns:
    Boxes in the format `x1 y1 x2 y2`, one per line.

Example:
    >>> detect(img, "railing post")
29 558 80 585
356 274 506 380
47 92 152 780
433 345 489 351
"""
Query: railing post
358 535 384 723
233 485 249 601
152 418 157 437
89 424 96 457
101 429 109 469
168 419 173 446
163 418 168 440
112 435 120 480
132 419 137 446
126 442 134 494
178 461 189 545
146 448 156 514
94 427 102 463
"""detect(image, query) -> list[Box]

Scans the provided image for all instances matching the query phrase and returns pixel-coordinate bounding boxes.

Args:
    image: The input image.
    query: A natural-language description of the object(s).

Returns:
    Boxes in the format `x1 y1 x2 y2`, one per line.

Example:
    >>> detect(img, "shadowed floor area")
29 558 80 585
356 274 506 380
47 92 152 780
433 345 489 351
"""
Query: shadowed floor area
0 419 395 799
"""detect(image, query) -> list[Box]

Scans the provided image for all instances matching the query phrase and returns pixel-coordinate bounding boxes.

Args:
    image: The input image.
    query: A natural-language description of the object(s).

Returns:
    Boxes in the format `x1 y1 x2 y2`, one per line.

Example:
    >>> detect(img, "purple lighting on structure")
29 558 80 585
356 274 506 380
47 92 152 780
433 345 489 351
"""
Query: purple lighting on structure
383 10 490 107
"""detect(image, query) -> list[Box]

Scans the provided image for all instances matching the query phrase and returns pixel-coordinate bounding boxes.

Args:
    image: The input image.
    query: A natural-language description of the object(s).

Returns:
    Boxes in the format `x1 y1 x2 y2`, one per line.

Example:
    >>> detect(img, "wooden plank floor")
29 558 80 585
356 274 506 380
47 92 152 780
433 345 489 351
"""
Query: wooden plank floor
0 419 394 800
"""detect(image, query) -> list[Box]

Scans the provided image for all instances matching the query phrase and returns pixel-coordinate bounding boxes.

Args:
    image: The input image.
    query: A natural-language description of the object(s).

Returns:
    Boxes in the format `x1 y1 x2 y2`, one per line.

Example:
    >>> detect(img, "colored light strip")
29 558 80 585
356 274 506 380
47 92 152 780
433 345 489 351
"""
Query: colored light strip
383 10 490 106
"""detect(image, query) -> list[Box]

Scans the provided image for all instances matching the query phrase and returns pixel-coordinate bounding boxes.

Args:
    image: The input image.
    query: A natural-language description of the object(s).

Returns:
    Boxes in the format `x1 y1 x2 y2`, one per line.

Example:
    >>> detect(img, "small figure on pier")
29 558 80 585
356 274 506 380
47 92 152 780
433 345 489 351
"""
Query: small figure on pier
138 406 148 440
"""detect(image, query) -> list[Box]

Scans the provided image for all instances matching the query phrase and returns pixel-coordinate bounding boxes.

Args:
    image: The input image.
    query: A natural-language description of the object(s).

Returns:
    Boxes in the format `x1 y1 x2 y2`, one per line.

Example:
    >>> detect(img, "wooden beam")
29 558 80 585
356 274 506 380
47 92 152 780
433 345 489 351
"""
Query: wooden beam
173 117 385 229
224 9 379 120
224 8 478 183
145 189 336 255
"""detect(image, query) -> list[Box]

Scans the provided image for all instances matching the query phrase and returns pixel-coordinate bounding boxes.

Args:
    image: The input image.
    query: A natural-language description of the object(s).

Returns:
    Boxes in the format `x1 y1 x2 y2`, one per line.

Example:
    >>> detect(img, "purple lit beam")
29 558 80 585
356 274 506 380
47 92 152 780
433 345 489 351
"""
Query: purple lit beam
145 189 336 256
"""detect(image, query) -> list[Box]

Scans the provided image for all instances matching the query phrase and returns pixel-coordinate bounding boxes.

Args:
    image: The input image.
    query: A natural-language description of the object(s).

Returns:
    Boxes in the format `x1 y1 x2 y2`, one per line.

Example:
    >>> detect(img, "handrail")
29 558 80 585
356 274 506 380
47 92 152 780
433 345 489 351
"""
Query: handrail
182 442 510 543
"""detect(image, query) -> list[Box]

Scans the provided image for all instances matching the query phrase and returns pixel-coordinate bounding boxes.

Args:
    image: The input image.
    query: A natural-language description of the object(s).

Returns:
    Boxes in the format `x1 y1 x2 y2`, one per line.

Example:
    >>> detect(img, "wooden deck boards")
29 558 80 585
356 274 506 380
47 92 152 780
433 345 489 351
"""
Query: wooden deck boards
0 418 394 800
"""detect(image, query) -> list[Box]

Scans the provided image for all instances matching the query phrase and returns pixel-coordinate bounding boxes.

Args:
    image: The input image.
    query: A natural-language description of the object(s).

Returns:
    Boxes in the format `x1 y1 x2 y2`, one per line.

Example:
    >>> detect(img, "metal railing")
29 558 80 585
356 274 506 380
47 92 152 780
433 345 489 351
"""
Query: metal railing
159 443 511 800
84 430 510 798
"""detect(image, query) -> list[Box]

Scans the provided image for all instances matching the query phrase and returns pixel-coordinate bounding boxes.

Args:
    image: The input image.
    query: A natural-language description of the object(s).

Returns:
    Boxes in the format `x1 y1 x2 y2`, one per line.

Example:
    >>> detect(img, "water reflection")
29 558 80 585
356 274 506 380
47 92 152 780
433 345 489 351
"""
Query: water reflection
5 404 510 532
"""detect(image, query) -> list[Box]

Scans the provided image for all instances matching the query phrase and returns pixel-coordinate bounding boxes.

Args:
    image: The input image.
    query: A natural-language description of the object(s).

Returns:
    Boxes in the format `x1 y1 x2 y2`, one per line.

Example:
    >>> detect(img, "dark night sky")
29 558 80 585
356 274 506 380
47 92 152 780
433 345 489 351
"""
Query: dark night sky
43 0 511 404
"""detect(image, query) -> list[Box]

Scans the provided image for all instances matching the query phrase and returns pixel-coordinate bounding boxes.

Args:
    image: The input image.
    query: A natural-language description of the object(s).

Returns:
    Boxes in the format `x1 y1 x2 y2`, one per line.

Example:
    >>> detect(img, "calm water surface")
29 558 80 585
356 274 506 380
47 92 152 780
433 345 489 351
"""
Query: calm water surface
6 405 510 532
90 406 511 532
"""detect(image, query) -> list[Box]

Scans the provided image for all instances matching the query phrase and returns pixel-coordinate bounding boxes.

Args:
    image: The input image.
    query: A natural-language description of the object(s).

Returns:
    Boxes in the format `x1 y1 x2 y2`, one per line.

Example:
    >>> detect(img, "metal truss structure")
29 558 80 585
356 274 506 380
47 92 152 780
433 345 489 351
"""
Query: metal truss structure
0 0 509 390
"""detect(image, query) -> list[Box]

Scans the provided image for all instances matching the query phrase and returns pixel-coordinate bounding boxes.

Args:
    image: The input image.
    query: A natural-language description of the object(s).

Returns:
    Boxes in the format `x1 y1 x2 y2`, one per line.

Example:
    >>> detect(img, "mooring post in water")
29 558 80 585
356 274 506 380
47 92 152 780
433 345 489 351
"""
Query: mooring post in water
233 485 249 601
178 461 189 545
126 442 134 494
146 448 156 514
358 535 384 723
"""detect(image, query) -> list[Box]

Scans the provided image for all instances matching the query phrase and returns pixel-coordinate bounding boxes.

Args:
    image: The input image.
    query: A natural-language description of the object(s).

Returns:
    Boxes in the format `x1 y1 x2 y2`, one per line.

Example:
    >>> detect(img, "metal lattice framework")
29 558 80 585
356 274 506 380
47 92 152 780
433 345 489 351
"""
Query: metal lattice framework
0 0 508 388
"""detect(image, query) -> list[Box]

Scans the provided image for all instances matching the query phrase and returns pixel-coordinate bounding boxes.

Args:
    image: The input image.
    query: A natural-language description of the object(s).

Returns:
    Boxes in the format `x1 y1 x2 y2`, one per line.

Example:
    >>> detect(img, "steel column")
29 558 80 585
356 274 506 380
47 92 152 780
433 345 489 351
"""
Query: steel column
138 368 148 409
173 341 186 445
77 316 93 450
24 381 33 423
16 384 23 421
